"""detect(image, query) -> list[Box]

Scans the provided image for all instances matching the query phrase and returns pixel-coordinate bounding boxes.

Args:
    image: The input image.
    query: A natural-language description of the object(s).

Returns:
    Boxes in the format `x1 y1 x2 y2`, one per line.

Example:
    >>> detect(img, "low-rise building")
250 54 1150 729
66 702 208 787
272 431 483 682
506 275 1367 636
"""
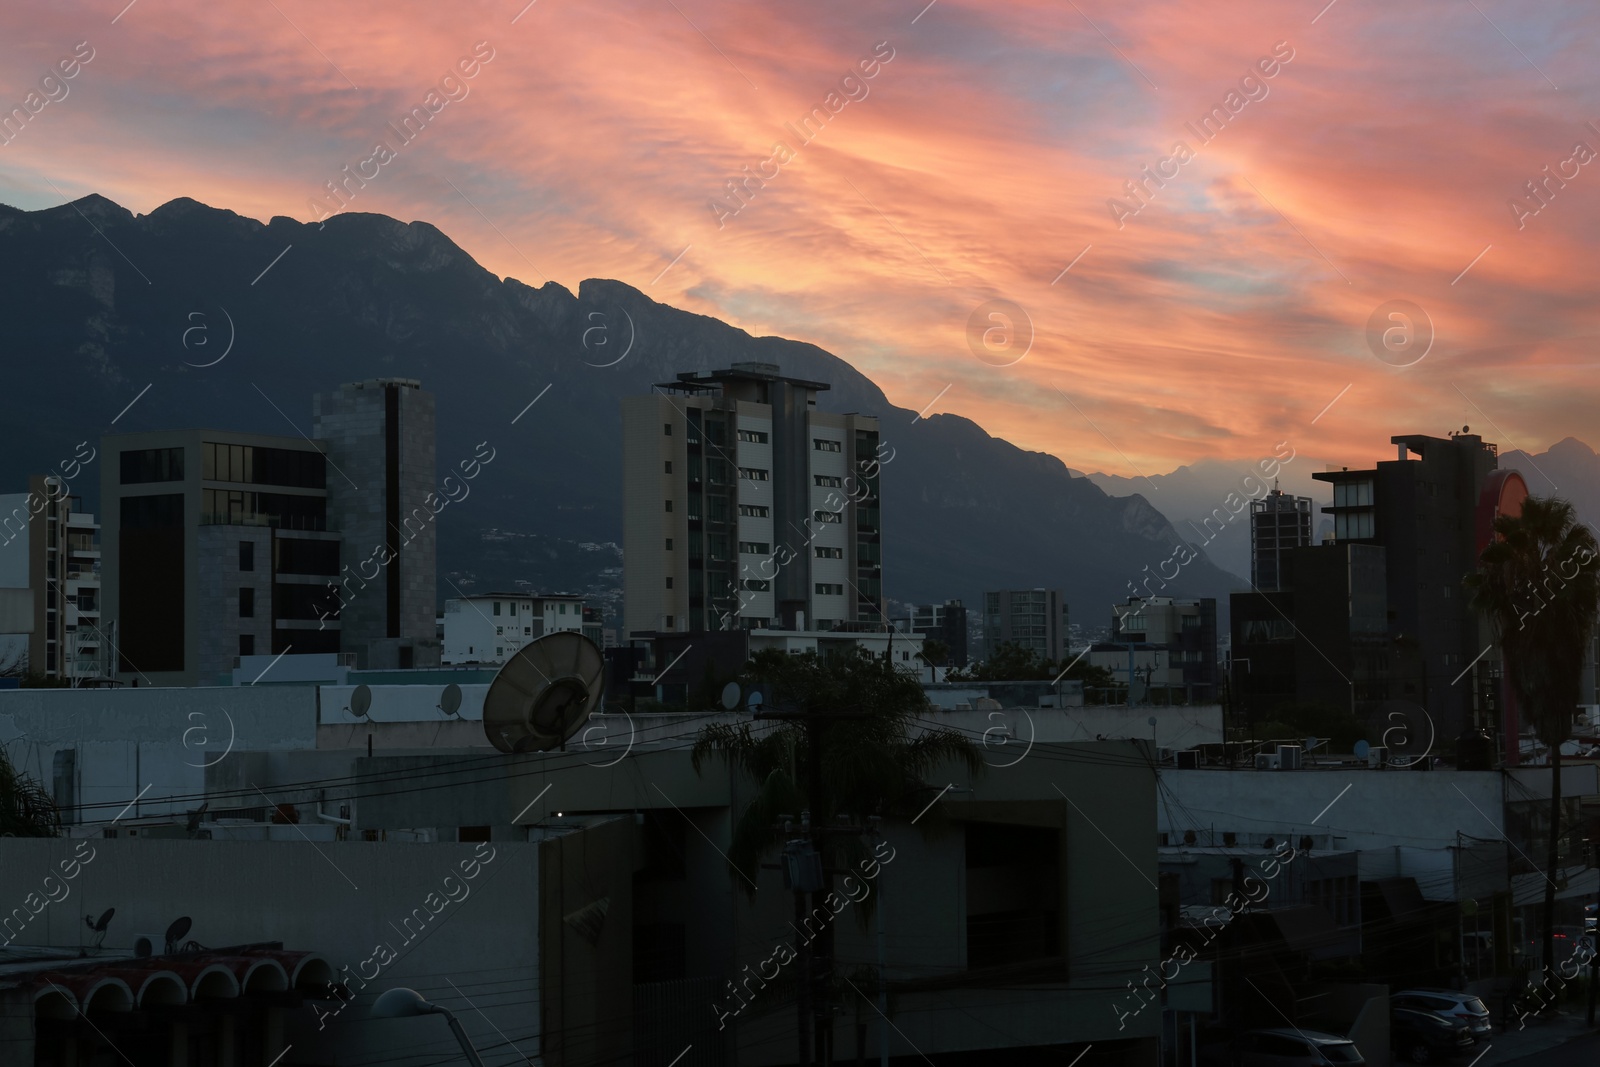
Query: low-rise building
440 592 585 664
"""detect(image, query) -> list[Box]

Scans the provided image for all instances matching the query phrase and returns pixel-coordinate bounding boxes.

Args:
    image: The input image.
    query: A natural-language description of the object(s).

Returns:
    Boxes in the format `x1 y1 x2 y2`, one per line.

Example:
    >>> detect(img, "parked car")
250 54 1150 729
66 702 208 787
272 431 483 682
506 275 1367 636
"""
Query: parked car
1391 1006 1474 1063
1235 1028 1366 1066
1391 990 1493 1041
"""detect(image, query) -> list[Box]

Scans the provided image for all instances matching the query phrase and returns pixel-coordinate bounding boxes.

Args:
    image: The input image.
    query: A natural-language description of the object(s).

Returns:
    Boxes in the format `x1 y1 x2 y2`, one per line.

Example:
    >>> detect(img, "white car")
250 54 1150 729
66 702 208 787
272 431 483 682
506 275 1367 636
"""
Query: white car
1391 990 1492 1041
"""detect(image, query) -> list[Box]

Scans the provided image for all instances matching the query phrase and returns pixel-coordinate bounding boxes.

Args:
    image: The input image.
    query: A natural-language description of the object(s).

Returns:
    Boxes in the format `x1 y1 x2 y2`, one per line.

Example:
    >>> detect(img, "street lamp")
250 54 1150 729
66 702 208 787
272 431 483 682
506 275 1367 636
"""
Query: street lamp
372 987 486 1067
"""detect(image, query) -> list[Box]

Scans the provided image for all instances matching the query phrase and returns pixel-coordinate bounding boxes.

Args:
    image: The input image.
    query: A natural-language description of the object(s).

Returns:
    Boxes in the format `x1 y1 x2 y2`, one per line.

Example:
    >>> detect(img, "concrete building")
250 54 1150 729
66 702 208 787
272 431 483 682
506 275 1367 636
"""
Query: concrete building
1230 542 1391 725
0 476 101 682
99 430 342 686
621 363 883 637
897 598 968 666
982 588 1068 662
1092 596 1219 702
440 592 585 664
1313 432 1504 738
313 378 440 670
1250 488 1313 591
1 681 1165 1065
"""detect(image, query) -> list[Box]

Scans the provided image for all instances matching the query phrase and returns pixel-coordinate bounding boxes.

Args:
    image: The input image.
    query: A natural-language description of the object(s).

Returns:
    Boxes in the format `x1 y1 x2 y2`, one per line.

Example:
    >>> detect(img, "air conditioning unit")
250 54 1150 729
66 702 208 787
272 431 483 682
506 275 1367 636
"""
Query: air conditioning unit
1255 753 1281 771
1277 745 1303 771
1367 746 1388 769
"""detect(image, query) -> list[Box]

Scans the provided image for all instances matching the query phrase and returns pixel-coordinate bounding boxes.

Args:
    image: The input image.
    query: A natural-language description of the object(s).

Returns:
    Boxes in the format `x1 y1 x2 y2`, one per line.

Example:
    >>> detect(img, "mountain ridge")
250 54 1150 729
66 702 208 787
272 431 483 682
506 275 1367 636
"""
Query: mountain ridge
0 194 1242 635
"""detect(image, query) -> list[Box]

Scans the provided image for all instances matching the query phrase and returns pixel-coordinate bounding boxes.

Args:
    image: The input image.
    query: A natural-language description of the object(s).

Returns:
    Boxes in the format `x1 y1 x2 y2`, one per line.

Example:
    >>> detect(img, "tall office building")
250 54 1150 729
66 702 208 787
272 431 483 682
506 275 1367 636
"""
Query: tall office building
100 379 439 685
1249 488 1313 591
313 379 439 669
899 599 968 667
0 476 101 681
101 431 342 685
982 589 1068 663
622 363 882 637
1311 431 1501 736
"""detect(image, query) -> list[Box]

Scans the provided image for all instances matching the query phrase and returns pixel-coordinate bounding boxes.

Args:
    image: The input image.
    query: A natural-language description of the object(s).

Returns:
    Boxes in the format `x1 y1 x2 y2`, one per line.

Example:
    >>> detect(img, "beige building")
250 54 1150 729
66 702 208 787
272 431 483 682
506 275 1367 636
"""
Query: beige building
622 363 883 637
0 475 101 681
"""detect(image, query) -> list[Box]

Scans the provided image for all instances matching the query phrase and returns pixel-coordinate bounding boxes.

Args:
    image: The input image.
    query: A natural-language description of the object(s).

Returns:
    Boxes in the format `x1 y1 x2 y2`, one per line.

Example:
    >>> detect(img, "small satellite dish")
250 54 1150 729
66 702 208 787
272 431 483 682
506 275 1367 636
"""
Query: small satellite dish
164 916 192 954
1147 716 1158 727
1353 739 1371 759
347 685 372 719
439 683 463 717
747 690 764 710
1305 737 1319 753
482 632 605 754
85 908 114 933
720 681 741 711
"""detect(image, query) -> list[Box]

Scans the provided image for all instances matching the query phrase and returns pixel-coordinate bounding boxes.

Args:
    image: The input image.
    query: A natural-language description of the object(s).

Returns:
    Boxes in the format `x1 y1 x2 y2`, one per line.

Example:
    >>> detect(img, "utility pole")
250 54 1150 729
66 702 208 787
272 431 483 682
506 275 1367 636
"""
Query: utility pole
761 704 866 1067
1588 838 1598 1026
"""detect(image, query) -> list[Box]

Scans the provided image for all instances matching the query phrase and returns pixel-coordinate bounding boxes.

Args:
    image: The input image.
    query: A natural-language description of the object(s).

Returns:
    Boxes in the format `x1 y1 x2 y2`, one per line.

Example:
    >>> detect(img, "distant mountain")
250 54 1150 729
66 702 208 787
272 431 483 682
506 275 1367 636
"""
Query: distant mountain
1499 437 1600 530
0 195 1241 632
1078 457 1329 583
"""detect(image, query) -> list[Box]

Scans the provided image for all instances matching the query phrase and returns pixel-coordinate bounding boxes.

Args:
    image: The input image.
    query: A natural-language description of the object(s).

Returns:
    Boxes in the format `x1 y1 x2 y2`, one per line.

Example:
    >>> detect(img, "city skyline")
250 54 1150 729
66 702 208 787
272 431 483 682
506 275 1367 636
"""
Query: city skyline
2 2 1595 482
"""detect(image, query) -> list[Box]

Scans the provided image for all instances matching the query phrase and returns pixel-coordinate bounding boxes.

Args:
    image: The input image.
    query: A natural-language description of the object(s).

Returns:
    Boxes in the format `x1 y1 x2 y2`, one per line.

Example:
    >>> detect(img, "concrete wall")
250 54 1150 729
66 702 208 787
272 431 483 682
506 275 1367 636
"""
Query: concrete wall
0 685 317 823
0 838 537 1066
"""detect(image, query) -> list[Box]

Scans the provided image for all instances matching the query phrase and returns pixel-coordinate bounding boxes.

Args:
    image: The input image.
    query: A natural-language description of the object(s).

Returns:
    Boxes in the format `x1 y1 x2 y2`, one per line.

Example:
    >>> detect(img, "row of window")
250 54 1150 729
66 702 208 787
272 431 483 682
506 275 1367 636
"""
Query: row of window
813 439 842 452
737 429 768 443
739 467 769 481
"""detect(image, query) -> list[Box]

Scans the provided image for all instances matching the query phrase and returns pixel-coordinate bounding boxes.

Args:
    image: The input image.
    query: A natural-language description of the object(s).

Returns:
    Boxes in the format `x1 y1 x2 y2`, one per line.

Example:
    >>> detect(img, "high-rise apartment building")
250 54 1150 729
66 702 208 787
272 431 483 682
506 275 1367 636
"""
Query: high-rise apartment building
1249 488 1313 591
313 378 439 670
622 363 882 637
0 476 101 681
982 589 1068 663
1313 432 1500 736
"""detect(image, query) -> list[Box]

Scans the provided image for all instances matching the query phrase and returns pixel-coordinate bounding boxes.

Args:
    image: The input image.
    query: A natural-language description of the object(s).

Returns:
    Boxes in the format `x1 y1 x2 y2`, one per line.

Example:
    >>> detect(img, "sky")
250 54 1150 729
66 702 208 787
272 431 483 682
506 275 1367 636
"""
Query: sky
2 0 1597 479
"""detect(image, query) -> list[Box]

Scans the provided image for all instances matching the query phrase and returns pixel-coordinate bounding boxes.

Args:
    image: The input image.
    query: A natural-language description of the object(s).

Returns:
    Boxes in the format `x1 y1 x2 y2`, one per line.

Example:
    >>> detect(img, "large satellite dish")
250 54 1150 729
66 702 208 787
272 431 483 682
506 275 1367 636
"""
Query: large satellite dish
438 683 463 717
347 685 372 720
483 632 605 753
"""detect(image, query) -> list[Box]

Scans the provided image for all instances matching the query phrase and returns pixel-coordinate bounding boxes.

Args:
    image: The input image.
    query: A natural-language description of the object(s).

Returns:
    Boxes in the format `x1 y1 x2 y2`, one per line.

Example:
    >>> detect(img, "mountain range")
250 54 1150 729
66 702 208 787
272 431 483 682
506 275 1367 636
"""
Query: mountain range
0 195 1253 636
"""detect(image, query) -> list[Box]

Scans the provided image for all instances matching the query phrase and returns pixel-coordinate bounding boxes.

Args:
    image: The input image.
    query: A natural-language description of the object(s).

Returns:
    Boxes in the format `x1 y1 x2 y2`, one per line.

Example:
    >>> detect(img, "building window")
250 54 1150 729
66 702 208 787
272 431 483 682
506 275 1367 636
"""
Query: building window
496 647 503 657
737 429 769 443
239 588 254 618
743 579 770 591
739 467 769 482
561 603 569 613
813 439 842 453
815 547 843 559
665 538 673 550
496 626 504 635
493 601 502 615
815 583 844 596
814 475 843 488
664 423 672 436
665 499 673 512
664 461 672 474
1333 480 1374 507
239 541 254 571
739 541 771 554
666 578 673 589
120 447 185 485
738 504 770 518
813 510 842 524
1335 510 1375 539
509 602 517 616
664 615 675 628
524 627 531 636
239 634 255 657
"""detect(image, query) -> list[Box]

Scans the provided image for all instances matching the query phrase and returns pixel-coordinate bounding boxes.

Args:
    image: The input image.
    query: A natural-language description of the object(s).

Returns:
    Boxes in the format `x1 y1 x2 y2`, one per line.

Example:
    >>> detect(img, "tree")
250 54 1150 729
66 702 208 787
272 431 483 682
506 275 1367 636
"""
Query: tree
1466 496 1600 989
1 745 62 837
691 647 985 887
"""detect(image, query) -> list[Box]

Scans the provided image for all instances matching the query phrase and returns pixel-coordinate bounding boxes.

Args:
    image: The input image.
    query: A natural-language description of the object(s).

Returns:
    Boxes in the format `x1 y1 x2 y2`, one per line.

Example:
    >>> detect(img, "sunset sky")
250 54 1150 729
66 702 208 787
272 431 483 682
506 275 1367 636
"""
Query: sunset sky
2 0 1596 478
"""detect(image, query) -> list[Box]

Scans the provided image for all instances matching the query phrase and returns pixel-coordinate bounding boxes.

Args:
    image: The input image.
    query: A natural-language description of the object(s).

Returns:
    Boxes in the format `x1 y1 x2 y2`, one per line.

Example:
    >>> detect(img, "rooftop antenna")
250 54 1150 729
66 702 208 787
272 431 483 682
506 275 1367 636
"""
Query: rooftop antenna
164 916 193 955
82 908 114 953
345 684 372 721
482 632 604 753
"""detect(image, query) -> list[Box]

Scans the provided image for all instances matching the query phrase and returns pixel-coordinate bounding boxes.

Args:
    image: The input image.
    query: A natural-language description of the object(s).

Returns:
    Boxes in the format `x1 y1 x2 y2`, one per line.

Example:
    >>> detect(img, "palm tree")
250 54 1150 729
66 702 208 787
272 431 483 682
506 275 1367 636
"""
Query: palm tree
691 646 984 887
1466 495 1600 988
1 745 62 837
